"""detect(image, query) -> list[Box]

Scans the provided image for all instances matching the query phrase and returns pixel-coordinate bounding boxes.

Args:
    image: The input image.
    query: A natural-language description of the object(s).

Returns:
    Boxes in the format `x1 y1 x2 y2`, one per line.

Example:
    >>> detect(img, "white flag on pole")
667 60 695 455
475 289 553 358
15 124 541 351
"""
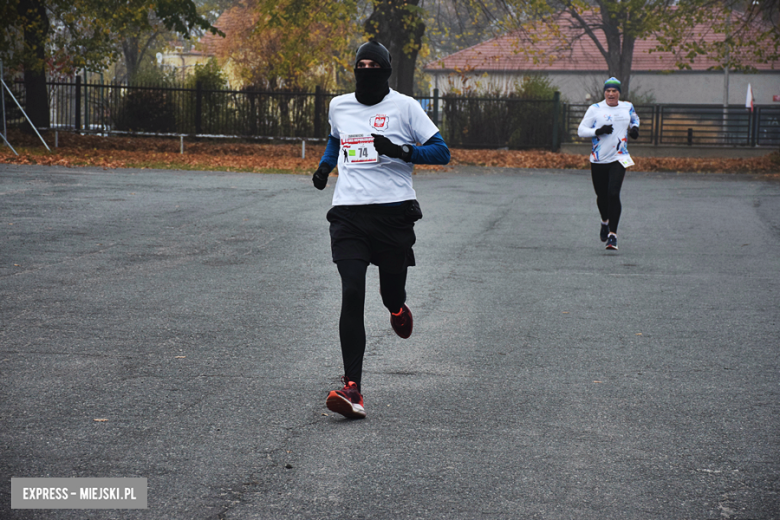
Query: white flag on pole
746 83 754 111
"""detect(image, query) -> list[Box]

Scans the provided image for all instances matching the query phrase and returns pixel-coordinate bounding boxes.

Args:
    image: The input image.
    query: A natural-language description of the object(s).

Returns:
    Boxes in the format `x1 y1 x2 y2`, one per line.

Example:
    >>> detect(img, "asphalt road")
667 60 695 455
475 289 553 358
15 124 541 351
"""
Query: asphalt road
1 164 778 520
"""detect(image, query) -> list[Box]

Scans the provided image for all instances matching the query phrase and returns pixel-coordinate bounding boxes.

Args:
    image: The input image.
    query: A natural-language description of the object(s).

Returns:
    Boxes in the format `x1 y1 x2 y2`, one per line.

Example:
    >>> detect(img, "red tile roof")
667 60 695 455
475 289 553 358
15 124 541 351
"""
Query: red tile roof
425 13 777 73
197 6 248 57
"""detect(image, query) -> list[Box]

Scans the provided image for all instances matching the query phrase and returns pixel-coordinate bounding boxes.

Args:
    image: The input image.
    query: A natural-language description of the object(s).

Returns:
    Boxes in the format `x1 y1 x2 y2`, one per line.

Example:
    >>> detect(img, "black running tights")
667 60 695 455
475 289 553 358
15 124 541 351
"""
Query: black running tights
336 259 407 391
590 161 626 234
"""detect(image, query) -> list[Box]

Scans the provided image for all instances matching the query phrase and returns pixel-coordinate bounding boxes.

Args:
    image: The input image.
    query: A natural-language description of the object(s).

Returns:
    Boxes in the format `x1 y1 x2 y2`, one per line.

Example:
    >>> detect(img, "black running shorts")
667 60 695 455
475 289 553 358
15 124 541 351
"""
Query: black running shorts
327 203 417 273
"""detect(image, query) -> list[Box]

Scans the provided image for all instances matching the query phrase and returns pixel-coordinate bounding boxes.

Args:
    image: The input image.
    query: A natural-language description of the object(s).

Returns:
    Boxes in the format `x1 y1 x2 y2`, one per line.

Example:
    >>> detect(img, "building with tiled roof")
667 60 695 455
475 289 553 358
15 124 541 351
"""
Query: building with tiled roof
197 7 244 59
424 15 779 105
156 8 239 85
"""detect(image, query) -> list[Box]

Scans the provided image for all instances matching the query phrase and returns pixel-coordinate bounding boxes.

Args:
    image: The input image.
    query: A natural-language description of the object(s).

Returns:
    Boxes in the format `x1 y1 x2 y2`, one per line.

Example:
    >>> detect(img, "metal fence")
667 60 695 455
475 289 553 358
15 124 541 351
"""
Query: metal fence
5 78 780 149
36 78 338 140
438 93 563 150
564 103 780 147
7 79 564 150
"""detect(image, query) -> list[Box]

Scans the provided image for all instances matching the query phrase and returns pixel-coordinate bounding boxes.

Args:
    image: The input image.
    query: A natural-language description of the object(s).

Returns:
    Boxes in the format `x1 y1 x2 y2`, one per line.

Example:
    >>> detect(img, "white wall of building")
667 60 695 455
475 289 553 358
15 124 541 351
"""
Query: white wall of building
429 70 780 105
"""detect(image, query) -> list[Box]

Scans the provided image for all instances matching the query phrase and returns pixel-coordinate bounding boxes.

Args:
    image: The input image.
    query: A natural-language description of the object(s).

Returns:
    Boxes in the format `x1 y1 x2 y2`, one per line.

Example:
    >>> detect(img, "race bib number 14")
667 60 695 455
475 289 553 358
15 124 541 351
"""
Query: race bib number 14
618 155 635 168
341 135 378 164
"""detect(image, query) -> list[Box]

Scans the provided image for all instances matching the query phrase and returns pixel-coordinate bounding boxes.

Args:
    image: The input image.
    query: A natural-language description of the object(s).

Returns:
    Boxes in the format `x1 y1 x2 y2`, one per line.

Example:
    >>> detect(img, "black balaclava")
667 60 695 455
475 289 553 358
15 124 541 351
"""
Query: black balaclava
354 40 392 106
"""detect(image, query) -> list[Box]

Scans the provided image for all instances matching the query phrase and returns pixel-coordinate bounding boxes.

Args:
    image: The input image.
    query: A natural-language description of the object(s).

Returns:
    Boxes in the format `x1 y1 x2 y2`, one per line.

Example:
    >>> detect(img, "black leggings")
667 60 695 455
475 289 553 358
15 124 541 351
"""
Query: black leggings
591 161 626 234
336 259 407 392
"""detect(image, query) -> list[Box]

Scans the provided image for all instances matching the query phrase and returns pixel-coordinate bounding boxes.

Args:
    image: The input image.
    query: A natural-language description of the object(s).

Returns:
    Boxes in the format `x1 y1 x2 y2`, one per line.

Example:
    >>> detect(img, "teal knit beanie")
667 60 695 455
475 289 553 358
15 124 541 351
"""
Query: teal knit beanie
604 77 622 93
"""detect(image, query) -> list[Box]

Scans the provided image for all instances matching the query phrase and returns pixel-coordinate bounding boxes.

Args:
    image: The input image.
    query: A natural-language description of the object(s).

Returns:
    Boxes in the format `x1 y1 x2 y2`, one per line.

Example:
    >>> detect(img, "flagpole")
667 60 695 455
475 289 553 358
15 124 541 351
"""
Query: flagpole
723 15 730 108
746 84 754 146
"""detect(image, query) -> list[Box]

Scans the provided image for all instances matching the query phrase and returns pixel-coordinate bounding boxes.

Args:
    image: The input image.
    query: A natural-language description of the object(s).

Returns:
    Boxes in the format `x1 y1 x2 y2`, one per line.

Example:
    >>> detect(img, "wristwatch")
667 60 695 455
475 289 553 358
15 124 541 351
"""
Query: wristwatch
401 144 413 162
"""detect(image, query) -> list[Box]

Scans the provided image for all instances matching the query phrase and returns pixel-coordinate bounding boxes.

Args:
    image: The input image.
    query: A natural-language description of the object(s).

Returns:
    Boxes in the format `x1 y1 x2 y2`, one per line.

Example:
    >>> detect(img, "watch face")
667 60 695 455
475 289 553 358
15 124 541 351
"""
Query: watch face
402 145 411 153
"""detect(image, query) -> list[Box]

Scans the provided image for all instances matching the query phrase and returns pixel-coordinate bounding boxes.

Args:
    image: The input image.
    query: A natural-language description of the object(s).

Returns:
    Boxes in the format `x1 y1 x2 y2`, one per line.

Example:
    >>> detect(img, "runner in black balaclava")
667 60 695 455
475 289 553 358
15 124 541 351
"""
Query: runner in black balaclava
313 38 451 421
354 40 392 106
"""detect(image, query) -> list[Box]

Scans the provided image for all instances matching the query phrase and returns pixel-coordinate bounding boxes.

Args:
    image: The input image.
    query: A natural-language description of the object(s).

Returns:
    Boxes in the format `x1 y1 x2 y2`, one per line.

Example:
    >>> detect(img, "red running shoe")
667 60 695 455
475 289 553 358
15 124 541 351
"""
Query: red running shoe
390 304 413 339
326 377 366 419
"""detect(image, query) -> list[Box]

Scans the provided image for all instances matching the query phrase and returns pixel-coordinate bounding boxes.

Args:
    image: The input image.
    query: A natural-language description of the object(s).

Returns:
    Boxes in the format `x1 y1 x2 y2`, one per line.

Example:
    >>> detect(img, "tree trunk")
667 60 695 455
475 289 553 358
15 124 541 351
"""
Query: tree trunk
598 5 635 97
601 40 634 98
619 34 635 98
18 0 50 129
365 0 426 95
123 38 140 84
122 30 160 84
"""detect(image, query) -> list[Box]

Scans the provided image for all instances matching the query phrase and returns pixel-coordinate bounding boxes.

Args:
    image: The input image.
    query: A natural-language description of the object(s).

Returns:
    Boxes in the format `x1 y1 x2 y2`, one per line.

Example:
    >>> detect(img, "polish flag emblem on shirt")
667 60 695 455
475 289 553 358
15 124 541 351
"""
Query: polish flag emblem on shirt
370 115 389 131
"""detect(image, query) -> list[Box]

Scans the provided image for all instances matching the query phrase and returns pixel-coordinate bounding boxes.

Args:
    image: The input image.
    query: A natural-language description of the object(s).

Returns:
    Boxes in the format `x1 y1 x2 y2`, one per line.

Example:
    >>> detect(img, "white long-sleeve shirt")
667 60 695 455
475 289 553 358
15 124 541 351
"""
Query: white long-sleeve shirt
577 100 640 164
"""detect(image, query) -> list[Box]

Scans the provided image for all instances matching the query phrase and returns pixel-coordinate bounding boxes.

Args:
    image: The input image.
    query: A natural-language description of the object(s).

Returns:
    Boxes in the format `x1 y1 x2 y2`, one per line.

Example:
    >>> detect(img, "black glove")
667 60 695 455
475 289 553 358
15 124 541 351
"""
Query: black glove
629 126 639 139
595 124 613 136
371 133 403 159
312 163 332 190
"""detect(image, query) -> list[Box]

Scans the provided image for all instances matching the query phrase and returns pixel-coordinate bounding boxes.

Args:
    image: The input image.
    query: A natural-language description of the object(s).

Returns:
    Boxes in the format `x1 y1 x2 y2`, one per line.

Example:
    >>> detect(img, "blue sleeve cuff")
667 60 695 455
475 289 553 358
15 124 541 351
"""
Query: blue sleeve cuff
319 135 339 171
410 132 450 165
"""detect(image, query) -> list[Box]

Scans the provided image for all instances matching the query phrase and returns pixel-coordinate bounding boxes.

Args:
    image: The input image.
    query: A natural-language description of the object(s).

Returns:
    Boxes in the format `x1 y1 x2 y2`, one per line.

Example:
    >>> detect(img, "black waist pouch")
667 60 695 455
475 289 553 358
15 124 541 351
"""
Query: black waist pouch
405 199 423 223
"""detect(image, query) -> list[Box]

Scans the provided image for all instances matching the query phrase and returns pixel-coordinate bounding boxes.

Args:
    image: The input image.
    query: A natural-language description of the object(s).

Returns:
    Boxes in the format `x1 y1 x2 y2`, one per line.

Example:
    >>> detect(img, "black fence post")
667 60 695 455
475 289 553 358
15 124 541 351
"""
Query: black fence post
314 86 323 137
195 81 202 135
113 80 120 136
751 109 759 147
1 59 6 138
75 76 81 131
433 88 439 128
100 76 106 133
653 105 660 146
551 91 560 152
248 90 257 136
561 102 567 140
83 71 89 131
